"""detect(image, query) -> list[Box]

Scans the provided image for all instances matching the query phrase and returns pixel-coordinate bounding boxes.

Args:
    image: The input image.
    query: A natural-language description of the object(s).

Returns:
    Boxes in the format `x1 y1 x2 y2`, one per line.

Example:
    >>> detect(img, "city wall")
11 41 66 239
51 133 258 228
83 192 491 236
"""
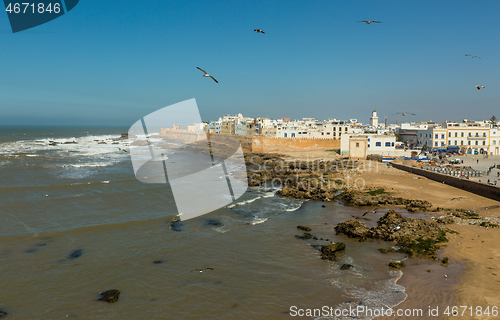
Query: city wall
252 136 340 152
391 163 500 202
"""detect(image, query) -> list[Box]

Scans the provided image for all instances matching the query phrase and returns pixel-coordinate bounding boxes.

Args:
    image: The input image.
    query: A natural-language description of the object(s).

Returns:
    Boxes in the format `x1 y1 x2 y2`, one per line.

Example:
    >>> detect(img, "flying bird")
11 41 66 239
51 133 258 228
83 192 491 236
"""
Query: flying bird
394 112 415 116
465 54 481 59
358 21 381 24
476 84 485 90
363 207 379 216
254 29 265 34
197 67 218 83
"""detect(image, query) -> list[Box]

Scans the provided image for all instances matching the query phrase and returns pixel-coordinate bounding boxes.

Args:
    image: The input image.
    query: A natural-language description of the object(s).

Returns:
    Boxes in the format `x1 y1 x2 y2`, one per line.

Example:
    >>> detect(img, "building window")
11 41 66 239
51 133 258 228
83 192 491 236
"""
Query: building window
454 140 457 145
327 132 330 135
483 133 486 137
368 144 370 148
292 133 295 137
356 142 359 147
441 134 445 139
468 141 471 145
448 140 451 145
449 132 451 137
494 141 497 145
469 133 472 137
333 127 336 131
441 142 444 146
321 132 324 135
483 141 486 145
461 132 464 137
385 142 391 147
475 141 478 145
435 134 438 139
345 127 348 131
284 133 287 137
461 141 463 145
339 133 342 137
454 132 457 137
475 133 479 137
368 138 370 142
392 142 394 146
376 142 381 147
435 142 438 146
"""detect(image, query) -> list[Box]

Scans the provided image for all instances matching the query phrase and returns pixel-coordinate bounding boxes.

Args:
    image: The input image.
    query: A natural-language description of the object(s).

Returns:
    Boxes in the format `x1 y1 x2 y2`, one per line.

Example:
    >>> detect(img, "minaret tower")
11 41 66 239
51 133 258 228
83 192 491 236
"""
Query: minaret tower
370 109 379 127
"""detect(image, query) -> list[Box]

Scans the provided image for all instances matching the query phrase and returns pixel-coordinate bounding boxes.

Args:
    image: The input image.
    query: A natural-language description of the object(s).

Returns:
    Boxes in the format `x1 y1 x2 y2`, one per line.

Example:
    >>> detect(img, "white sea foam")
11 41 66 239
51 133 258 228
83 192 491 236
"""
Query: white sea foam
251 217 268 225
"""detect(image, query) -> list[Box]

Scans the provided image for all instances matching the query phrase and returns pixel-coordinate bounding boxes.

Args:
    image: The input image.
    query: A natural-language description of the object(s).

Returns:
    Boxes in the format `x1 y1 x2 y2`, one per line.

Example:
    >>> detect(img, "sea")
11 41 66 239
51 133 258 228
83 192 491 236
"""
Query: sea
0 126 412 320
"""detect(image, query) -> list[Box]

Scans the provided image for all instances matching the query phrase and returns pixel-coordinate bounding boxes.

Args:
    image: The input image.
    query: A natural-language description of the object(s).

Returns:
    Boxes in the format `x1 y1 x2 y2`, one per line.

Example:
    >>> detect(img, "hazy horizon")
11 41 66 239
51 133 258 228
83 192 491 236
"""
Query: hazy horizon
1 0 499 126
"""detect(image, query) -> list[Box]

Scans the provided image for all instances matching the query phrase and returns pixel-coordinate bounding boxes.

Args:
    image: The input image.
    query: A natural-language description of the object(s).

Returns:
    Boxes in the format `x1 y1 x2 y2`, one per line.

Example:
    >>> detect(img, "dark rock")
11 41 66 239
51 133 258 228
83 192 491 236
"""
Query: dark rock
442 257 449 264
153 260 165 264
388 262 405 269
322 205 326 208
320 242 346 260
170 219 183 232
340 264 353 270
297 225 311 232
0 309 7 317
334 220 370 239
295 233 312 240
205 219 223 227
98 290 120 303
69 249 83 259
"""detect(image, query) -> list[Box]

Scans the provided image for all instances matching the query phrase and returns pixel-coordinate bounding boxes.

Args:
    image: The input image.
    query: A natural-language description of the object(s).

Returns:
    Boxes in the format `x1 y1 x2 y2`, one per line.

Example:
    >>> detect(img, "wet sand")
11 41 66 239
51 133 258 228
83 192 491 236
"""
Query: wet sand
345 160 500 319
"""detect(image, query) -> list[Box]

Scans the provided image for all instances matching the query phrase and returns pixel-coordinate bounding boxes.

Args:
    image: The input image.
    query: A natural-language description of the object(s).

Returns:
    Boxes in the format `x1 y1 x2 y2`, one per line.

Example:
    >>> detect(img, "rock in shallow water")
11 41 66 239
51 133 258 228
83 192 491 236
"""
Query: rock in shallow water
98 290 120 303
69 249 83 259
340 264 353 270
0 309 7 317
297 225 311 232
320 243 346 261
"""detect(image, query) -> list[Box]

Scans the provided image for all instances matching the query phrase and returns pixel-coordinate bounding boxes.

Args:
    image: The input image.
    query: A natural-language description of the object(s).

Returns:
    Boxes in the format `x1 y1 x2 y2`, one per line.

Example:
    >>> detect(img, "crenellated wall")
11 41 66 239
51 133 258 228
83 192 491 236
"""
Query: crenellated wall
252 135 341 152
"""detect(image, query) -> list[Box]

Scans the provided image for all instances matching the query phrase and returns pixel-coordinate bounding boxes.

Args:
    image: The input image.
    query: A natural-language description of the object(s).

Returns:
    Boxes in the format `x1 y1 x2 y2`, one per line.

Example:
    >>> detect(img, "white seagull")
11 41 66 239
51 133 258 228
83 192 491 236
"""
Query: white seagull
358 20 381 24
394 112 415 116
254 29 265 34
476 84 485 90
465 54 481 59
197 67 218 83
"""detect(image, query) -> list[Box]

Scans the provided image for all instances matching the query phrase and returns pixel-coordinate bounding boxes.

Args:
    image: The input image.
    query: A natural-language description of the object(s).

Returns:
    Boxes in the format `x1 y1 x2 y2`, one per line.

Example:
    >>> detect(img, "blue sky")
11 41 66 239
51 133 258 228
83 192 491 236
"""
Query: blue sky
1 0 499 126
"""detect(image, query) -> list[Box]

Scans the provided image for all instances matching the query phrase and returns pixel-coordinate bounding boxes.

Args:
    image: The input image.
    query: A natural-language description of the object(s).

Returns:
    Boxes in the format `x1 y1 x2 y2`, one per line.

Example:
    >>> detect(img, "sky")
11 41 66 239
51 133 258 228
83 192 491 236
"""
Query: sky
0 0 499 126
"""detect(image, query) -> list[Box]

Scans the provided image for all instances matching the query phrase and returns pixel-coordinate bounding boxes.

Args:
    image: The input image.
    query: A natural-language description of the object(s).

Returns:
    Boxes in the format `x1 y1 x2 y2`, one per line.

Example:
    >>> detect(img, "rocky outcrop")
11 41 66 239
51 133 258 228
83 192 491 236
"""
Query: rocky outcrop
335 210 450 258
320 242 345 261
388 262 405 269
333 220 370 239
98 290 120 303
297 225 311 232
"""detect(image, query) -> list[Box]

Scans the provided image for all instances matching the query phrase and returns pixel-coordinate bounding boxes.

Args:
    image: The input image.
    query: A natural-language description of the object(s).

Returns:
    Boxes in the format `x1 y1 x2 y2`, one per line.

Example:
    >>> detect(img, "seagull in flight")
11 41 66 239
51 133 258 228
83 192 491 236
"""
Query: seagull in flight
465 54 481 59
363 207 379 216
358 21 381 24
197 67 218 83
394 112 415 116
254 29 265 34
476 84 485 90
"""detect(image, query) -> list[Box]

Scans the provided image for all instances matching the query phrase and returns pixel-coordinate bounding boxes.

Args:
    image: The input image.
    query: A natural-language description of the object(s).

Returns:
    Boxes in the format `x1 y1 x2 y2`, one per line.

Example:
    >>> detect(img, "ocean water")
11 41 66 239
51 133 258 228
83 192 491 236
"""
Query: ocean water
0 126 410 319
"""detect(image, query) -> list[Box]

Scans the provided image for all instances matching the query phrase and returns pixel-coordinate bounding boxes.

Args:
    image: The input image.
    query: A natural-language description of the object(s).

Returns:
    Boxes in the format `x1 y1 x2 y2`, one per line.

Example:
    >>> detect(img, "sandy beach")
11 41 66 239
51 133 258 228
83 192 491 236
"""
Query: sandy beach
266 148 500 319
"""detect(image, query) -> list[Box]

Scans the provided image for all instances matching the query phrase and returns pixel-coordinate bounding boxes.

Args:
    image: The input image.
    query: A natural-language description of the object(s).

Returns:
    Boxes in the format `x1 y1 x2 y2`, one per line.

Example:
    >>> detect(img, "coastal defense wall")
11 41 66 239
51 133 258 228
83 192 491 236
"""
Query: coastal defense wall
252 136 340 152
391 163 500 202
207 133 253 152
